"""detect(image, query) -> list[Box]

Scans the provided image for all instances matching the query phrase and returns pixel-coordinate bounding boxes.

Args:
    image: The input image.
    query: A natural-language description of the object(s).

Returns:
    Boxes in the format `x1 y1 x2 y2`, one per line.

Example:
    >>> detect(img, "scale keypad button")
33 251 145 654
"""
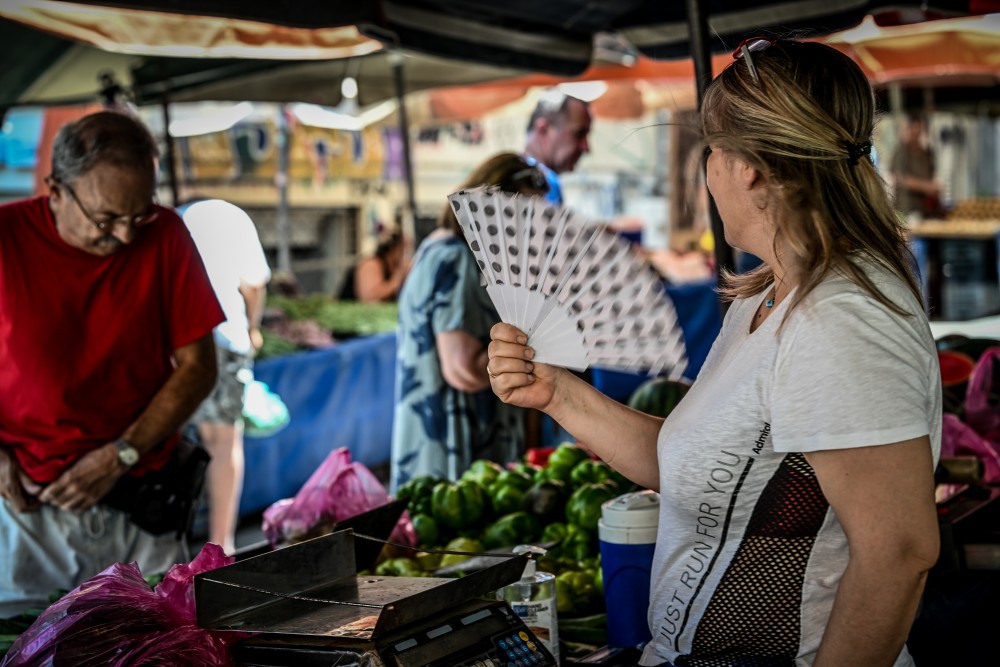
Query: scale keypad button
518 631 530 642
498 640 508 650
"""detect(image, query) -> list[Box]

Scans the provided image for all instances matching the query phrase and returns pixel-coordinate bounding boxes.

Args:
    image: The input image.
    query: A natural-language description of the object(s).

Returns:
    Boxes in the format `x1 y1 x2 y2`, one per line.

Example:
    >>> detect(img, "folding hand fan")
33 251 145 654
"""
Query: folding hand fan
448 187 688 377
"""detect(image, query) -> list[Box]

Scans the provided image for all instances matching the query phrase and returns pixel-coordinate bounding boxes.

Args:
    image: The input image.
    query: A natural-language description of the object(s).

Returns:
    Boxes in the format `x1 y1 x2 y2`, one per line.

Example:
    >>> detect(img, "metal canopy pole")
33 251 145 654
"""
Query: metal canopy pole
686 0 735 301
390 51 417 250
275 103 293 274
159 95 179 207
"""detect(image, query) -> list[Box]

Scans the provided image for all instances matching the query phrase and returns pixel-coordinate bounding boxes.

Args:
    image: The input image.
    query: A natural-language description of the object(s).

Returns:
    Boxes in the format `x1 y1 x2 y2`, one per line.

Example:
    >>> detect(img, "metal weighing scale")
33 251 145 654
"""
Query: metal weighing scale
196 503 557 667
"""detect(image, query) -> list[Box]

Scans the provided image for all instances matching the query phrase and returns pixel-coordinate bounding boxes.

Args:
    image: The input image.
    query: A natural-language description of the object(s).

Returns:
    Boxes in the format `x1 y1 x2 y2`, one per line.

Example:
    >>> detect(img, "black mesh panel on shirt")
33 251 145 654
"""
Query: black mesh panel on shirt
679 453 829 666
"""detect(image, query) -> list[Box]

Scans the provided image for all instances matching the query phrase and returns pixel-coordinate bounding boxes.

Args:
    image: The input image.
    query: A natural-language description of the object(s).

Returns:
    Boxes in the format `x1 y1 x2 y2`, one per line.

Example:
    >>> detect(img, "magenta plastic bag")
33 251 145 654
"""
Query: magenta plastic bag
262 447 417 548
942 413 1000 484
1 545 239 667
964 347 1000 444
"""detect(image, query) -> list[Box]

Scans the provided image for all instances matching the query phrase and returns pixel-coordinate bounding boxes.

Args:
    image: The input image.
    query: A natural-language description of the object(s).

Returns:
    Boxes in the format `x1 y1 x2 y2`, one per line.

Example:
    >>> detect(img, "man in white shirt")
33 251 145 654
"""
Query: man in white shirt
181 198 271 554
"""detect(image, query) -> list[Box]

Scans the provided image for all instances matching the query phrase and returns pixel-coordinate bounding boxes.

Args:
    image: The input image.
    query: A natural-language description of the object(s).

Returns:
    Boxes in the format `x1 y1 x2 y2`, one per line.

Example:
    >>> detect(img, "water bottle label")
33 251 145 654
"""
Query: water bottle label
510 600 559 663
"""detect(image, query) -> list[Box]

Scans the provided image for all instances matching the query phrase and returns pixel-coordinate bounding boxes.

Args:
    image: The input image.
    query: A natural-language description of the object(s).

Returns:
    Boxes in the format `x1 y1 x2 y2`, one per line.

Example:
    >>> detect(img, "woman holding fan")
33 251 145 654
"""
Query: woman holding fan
487 40 940 667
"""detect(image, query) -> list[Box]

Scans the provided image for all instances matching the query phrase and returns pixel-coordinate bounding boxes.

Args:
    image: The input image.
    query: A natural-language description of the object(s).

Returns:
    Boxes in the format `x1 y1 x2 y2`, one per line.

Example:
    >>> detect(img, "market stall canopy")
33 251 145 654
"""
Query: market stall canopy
828 13 1000 86
421 12 1000 122
0 3 524 108
2 0 994 110
22 0 986 74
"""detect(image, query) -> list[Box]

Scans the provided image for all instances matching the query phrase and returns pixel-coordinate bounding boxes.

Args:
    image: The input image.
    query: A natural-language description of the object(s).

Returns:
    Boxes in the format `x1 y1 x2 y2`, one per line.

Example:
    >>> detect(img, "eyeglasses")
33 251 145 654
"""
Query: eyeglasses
48 176 158 232
732 37 778 84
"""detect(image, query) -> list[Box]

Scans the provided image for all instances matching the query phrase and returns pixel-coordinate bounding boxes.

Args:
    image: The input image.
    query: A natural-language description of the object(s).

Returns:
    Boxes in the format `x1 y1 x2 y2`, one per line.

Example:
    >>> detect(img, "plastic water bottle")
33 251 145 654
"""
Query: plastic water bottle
497 545 559 664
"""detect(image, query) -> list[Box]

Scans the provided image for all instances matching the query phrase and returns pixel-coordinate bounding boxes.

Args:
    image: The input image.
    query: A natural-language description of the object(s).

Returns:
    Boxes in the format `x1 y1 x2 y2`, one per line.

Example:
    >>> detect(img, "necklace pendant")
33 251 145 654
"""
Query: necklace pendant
765 298 775 308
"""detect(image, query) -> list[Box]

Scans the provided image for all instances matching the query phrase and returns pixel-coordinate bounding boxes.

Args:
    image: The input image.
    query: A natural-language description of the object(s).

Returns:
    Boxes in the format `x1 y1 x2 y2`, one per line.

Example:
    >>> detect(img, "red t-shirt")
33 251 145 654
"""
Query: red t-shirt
0 196 224 483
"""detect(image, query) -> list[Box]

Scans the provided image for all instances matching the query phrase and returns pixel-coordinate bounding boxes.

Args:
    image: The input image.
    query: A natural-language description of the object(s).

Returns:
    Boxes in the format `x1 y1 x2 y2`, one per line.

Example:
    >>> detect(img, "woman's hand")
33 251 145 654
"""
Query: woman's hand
487 323 565 413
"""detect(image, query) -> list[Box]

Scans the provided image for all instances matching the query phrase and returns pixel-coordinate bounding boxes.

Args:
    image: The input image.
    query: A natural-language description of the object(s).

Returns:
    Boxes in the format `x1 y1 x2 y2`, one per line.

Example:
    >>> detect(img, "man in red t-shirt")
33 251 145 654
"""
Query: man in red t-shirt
0 111 224 617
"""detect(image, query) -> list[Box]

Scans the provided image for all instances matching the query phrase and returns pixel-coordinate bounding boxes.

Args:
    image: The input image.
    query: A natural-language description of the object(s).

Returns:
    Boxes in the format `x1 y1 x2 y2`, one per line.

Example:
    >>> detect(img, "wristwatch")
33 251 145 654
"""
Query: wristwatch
113 438 140 468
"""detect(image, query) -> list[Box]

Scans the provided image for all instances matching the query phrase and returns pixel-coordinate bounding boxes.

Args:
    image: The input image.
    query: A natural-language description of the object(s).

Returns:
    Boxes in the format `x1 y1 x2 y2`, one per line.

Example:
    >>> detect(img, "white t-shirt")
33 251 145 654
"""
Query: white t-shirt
182 200 271 355
640 260 942 667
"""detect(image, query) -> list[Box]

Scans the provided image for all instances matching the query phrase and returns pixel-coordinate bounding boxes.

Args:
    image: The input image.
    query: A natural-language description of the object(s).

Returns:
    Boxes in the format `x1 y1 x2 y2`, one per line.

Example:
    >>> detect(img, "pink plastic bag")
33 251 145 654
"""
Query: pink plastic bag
941 413 1000 484
1 545 239 667
964 347 1000 444
262 447 417 548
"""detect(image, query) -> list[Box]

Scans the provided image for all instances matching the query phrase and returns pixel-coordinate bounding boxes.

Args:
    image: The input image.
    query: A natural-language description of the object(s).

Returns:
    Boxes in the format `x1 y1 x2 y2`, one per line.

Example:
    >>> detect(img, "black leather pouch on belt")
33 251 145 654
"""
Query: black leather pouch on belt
101 437 211 537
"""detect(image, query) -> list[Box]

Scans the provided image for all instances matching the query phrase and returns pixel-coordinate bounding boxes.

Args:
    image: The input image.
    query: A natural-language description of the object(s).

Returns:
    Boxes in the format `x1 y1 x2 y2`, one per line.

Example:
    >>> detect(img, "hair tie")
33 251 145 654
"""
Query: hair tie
843 140 872 166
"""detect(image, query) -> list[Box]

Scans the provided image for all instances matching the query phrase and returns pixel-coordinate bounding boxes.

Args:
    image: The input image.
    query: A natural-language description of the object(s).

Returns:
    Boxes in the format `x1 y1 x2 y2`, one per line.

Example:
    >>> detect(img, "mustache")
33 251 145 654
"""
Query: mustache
94 235 123 249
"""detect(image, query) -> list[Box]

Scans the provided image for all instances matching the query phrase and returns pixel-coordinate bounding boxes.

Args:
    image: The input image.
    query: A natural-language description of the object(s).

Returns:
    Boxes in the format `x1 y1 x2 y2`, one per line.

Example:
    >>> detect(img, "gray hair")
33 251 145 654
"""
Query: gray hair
50 111 158 185
525 88 588 134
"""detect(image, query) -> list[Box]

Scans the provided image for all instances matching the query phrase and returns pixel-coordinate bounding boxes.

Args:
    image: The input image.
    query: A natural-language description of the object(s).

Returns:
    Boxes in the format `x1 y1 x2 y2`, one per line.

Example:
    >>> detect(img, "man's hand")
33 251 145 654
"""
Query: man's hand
38 444 123 513
0 447 42 513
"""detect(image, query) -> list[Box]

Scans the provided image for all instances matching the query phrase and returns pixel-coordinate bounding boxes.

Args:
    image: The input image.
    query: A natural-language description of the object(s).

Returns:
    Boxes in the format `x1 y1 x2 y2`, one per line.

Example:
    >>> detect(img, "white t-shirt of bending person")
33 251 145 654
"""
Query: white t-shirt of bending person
182 199 271 356
640 259 941 667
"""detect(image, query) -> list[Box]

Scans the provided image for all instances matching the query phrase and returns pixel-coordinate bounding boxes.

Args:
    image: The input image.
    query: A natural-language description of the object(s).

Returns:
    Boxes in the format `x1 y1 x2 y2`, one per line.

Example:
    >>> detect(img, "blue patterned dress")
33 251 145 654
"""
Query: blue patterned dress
390 233 525 492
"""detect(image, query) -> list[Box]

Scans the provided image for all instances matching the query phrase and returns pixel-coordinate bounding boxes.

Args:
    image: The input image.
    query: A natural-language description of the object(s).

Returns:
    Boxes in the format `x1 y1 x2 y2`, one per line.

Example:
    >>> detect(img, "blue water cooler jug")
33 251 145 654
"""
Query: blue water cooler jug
598 490 660 649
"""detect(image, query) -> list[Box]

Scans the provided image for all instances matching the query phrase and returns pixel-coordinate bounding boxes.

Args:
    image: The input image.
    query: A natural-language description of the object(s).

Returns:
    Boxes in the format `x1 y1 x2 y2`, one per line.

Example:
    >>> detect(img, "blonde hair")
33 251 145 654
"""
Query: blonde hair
702 40 920 316
439 152 547 234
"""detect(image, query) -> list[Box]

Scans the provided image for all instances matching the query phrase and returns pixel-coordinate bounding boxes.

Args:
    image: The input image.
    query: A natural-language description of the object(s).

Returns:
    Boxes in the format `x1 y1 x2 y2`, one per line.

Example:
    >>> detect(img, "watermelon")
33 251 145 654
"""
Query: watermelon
627 378 691 418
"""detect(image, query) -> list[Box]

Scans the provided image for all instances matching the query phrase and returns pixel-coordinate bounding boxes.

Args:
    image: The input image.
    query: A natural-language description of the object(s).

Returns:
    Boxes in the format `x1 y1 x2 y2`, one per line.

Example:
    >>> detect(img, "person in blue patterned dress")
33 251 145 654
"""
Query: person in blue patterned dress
390 153 549 492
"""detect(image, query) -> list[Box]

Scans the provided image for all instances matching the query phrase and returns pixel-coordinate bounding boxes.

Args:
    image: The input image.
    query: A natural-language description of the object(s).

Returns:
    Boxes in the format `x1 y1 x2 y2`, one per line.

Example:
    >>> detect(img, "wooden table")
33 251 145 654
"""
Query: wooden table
910 219 1000 240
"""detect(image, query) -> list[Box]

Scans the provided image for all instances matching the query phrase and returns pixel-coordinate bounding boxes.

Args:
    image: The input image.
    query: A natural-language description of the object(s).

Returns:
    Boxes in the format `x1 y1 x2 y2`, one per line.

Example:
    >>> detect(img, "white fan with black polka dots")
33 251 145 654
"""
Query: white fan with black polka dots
448 187 688 377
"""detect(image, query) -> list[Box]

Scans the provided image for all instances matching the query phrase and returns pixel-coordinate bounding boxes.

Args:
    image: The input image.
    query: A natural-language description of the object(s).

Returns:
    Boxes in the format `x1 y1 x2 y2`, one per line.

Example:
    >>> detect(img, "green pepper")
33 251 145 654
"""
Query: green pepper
555 570 597 615
461 459 504 490
607 467 637 494
510 462 542 479
375 557 425 577
482 511 541 548
489 469 534 495
555 573 576 614
396 475 441 516
580 566 602 612
431 480 486 530
410 512 441 547
565 481 619 531
540 521 568 546
439 536 484 568
415 550 443 571
523 479 568 521
490 485 526 516
547 443 591 475
563 522 597 563
535 463 572 485
569 459 614 489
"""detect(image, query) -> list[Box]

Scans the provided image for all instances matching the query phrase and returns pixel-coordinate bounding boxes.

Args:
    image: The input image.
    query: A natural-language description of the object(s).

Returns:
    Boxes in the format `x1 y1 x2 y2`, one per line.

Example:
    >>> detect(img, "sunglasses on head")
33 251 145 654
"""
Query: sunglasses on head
732 37 779 83
506 167 549 193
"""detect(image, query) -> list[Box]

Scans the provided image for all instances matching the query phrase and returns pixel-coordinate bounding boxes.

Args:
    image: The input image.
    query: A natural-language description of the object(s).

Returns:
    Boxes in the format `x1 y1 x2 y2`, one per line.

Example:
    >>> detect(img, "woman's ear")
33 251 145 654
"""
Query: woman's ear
737 159 760 191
